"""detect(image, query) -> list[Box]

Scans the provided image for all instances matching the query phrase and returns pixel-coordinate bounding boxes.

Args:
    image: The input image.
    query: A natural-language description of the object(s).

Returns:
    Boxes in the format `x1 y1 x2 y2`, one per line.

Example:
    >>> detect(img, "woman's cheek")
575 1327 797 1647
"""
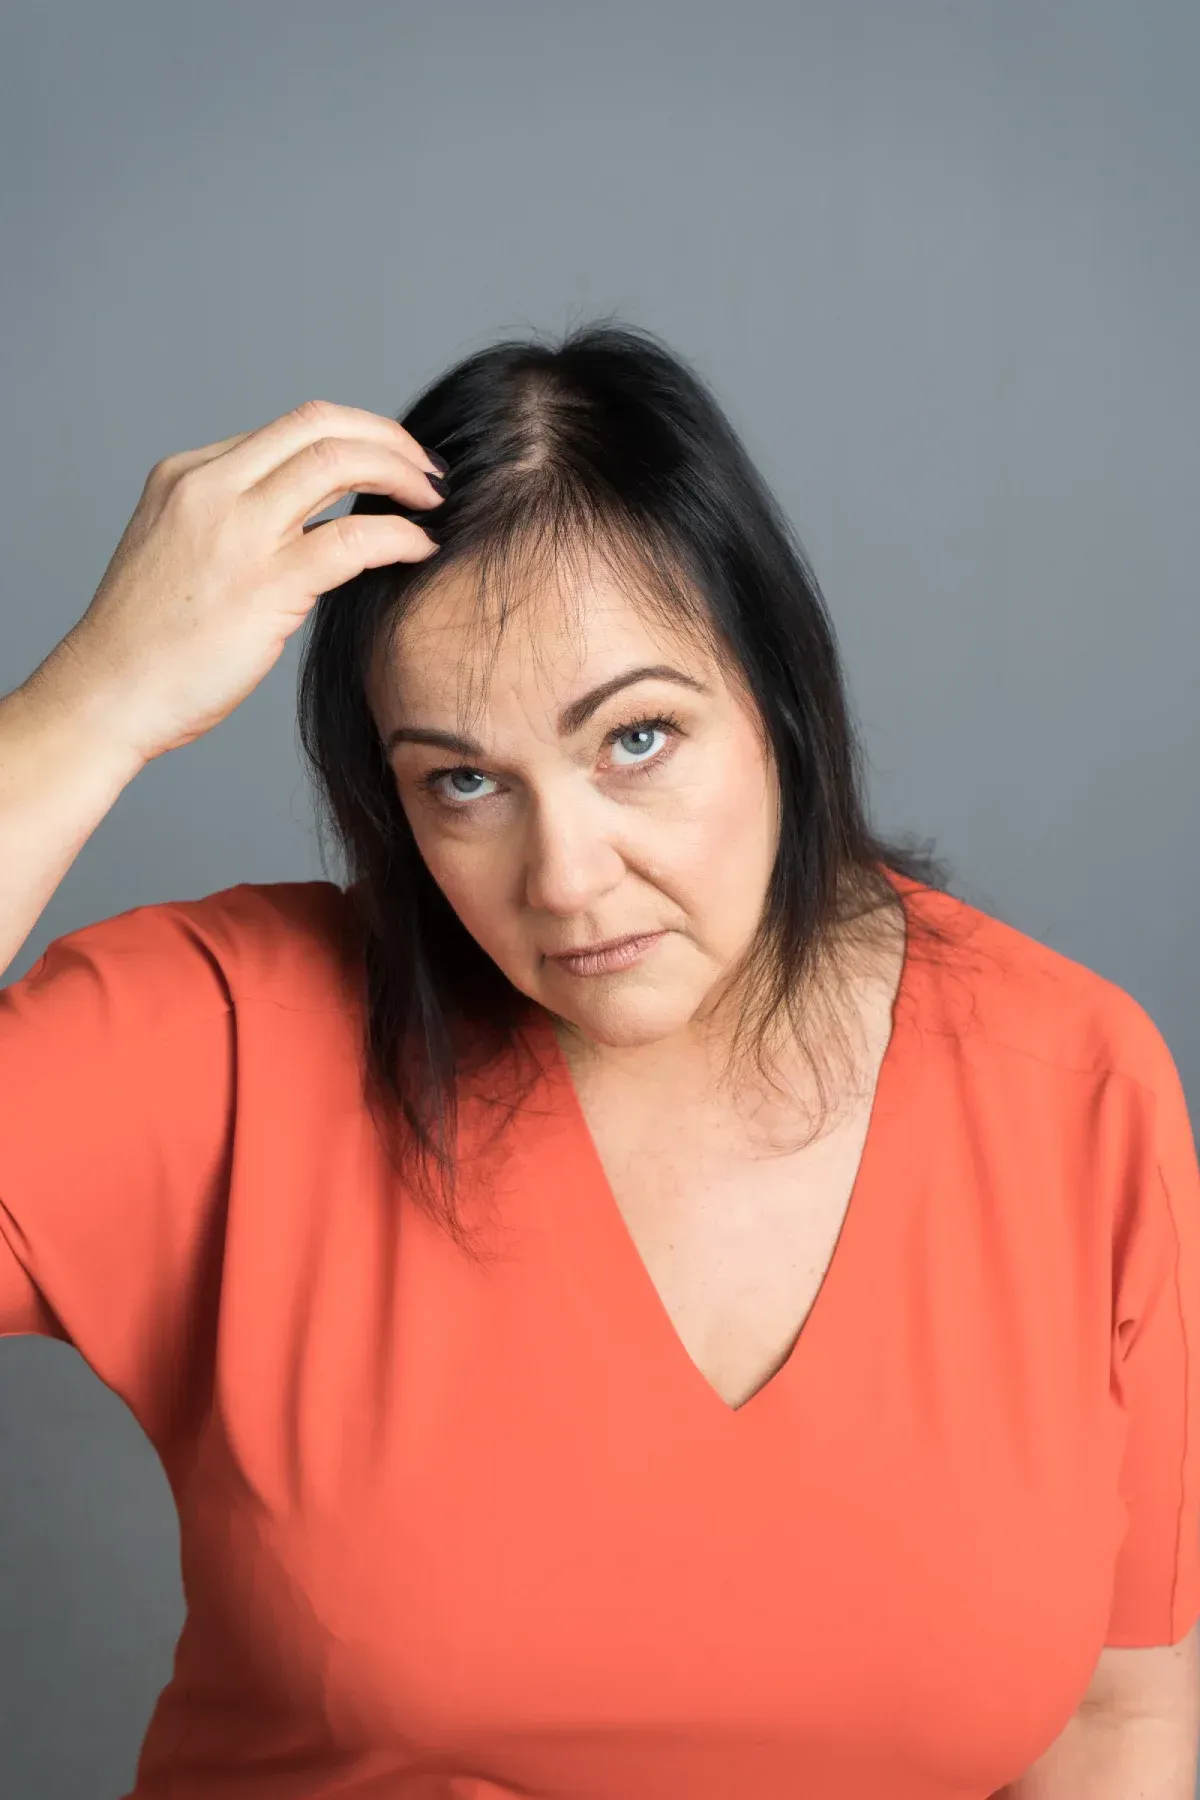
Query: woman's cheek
425 835 514 940
663 752 756 862
687 752 778 916
424 841 479 909
404 814 469 902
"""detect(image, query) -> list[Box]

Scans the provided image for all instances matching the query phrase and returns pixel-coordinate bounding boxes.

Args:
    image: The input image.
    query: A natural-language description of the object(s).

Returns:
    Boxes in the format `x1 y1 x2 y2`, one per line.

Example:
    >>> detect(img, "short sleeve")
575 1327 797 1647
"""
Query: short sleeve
1104 1011 1200 1646
0 900 237 1453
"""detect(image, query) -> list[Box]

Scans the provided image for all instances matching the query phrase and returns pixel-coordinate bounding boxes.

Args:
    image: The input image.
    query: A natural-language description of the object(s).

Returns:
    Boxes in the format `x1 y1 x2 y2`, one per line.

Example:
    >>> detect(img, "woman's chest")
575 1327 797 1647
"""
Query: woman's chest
180 1098 1127 1799
587 1098 877 1410
555 958 903 1411
179 1035 1131 1794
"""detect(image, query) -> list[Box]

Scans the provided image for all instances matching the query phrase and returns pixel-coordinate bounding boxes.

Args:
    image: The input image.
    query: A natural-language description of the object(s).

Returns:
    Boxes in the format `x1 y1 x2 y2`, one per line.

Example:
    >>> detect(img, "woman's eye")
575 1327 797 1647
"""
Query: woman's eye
610 724 668 766
432 769 498 804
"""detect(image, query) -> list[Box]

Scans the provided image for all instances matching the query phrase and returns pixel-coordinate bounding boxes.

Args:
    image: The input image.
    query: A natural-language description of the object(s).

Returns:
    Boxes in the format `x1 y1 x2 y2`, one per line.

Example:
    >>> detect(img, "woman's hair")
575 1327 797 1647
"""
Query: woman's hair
297 317 969 1253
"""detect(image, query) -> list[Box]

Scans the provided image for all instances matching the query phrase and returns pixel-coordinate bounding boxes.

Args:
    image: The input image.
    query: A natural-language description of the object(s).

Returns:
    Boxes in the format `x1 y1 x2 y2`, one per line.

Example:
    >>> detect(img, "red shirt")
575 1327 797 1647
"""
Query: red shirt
2 867 1198 1799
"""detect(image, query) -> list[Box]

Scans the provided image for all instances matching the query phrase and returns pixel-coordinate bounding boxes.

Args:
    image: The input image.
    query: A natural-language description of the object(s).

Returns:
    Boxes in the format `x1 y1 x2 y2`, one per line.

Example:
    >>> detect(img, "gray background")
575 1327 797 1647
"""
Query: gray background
1 1 1198 1793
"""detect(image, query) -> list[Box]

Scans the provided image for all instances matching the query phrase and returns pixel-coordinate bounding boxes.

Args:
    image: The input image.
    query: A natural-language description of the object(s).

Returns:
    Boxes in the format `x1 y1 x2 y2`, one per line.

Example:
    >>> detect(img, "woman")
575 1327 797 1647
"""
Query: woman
1 322 1197 1798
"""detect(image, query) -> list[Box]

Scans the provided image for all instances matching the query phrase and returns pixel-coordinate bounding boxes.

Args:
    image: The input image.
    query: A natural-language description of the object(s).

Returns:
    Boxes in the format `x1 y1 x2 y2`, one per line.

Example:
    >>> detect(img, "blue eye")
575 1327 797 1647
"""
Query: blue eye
420 710 682 809
610 721 671 766
432 768 498 804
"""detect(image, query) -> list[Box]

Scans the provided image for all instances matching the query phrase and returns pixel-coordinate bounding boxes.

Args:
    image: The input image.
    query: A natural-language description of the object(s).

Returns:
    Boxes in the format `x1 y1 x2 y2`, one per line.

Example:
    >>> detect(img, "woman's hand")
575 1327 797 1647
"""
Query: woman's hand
39 399 445 765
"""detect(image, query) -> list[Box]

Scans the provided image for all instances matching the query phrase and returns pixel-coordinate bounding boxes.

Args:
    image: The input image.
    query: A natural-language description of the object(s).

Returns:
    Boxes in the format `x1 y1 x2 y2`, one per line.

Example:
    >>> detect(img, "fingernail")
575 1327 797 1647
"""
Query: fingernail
425 449 450 475
426 472 450 498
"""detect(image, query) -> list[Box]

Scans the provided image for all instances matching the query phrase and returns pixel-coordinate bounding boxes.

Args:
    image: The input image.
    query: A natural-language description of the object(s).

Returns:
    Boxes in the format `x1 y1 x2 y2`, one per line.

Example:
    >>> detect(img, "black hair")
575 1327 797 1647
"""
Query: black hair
297 317 969 1255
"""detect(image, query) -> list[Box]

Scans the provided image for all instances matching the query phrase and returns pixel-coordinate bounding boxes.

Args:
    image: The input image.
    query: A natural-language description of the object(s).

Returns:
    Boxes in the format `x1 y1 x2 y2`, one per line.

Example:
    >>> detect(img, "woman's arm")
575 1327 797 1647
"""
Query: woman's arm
997 1707 1198 1797
1 398 445 982
0 652 145 979
996 1632 1200 1799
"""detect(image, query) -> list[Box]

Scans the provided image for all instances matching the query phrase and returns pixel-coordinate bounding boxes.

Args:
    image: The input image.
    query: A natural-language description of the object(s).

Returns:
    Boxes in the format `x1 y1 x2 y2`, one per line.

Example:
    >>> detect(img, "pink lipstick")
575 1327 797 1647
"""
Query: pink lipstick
549 932 666 977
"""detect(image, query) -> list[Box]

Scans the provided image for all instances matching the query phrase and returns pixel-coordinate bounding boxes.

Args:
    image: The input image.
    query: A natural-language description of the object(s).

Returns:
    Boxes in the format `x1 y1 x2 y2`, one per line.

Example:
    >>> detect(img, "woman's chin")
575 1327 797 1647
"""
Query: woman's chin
549 985 700 1049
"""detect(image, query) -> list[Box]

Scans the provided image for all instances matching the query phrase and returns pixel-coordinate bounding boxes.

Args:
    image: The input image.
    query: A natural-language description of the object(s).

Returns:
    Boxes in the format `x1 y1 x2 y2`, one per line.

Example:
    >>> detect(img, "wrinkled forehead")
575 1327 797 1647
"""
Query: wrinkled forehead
371 545 719 733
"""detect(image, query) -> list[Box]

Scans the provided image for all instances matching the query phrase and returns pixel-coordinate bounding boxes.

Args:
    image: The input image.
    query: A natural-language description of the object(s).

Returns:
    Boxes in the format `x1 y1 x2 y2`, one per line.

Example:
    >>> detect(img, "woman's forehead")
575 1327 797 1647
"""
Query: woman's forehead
384 565 711 711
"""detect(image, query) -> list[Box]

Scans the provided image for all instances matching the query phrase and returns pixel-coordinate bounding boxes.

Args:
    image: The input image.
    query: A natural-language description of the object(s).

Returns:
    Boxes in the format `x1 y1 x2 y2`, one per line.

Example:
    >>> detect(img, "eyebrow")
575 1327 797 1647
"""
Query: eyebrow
385 664 709 756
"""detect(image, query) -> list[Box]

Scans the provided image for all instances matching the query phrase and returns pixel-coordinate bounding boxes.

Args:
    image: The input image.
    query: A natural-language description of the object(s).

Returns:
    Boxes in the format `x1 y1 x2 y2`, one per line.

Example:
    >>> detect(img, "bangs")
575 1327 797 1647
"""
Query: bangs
371 470 729 735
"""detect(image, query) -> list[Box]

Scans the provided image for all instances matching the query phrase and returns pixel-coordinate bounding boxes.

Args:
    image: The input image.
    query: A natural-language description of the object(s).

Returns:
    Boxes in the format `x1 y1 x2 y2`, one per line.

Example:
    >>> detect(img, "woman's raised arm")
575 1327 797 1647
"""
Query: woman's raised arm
0 398 447 978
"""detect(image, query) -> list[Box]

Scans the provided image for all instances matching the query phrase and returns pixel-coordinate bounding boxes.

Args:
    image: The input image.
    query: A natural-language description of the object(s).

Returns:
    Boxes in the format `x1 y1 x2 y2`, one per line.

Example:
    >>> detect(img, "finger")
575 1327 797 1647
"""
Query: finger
151 429 256 482
281 511 440 592
205 400 443 489
250 440 446 538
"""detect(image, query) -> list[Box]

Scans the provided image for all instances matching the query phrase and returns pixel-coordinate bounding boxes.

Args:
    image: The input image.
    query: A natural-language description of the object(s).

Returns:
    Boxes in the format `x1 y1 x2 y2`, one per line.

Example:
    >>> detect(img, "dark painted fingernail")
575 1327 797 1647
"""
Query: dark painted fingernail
425 450 450 475
426 472 450 498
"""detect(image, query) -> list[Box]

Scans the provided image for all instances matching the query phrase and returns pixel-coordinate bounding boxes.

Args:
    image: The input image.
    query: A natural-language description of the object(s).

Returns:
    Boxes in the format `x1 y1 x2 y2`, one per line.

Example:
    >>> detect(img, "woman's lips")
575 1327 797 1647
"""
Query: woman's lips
548 931 667 977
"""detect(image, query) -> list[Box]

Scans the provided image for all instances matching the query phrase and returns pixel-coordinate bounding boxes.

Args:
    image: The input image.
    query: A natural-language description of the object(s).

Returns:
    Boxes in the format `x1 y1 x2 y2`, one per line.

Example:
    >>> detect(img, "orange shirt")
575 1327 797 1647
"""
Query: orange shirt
1 866 1198 1800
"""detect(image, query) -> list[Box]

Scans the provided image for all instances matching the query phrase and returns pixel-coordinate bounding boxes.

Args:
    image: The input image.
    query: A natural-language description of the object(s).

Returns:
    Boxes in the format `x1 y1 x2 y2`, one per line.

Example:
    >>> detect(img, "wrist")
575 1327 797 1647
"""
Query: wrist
11 640 151 786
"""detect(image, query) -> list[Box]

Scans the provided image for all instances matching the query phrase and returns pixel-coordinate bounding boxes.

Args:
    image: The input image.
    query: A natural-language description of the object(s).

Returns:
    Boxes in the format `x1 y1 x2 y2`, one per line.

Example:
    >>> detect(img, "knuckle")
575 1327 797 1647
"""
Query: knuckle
146 453 181 490
294 397 335 427
330 512 368 548
169 463 225 526
307 434 347 474
172 463 208 503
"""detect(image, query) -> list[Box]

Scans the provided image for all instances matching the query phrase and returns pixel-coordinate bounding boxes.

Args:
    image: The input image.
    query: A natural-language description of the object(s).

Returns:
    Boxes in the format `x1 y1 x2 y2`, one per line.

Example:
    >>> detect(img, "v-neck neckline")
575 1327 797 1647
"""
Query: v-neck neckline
531 866 922 1426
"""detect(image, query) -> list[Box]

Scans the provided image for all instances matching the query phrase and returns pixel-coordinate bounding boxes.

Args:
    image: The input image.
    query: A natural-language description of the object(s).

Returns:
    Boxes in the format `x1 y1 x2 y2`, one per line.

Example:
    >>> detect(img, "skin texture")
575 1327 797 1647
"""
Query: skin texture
1080 1629 1200 1722
370 561 784 1094
999 1624 1200 1795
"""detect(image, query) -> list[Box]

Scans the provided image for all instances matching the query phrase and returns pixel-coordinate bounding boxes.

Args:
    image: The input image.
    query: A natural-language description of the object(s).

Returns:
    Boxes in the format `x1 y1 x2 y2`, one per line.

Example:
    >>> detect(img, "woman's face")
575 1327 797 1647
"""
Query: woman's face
370 563 780 1051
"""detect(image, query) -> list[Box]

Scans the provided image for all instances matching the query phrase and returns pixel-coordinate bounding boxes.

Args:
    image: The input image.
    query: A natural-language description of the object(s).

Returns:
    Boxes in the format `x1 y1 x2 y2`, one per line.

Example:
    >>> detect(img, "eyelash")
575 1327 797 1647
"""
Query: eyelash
420 711 685 808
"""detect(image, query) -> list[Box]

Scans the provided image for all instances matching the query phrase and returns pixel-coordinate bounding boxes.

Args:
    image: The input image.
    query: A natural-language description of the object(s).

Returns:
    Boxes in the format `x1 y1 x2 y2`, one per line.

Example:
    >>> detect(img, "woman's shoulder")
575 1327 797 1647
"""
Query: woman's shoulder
5 879 363 1039
909 876 1181 1101
163 878 364 1011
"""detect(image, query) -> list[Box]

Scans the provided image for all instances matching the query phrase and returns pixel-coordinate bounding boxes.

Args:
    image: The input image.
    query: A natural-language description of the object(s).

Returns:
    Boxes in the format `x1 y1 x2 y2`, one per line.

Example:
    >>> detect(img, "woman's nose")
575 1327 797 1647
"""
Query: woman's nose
523 790 625 915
